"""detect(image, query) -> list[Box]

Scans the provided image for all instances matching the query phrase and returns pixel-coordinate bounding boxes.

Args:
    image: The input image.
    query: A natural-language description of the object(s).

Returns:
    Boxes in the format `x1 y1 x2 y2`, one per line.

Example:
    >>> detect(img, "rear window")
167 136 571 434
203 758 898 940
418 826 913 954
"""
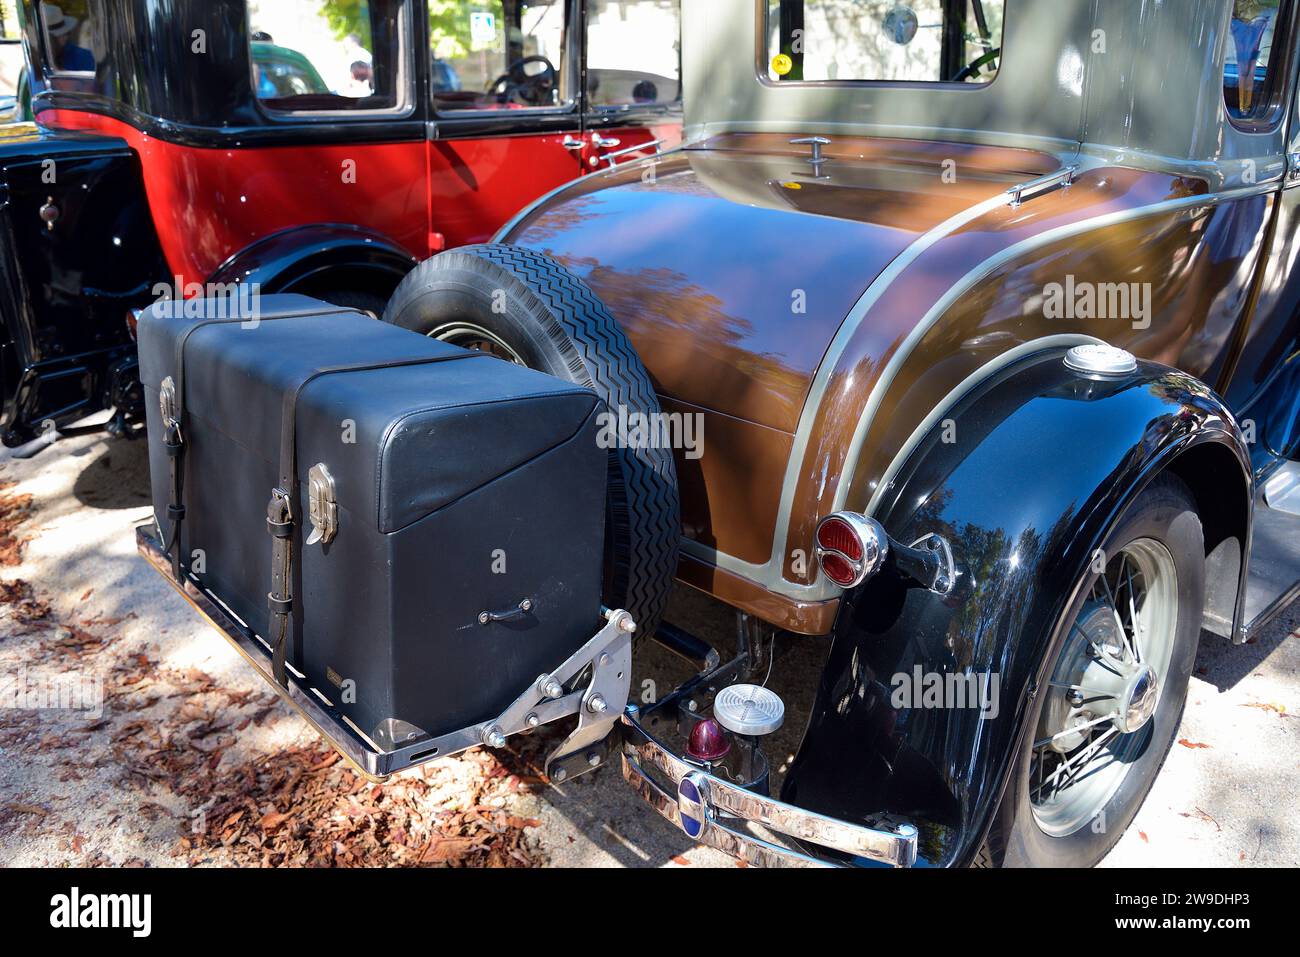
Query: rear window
1224 0 1289 125
765 0 1005 85
247 0 408 113
40 0 101 75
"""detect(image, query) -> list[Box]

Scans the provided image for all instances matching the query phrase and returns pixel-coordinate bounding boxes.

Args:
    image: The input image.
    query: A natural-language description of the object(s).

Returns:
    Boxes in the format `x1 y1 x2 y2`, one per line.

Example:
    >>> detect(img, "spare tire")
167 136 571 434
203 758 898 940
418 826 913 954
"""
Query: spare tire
382 243 680 640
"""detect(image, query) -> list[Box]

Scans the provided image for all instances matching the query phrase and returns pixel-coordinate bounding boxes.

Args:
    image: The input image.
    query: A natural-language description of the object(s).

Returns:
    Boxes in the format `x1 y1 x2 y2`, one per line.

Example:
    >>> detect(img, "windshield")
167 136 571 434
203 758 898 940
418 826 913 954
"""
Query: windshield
765 0 1005 85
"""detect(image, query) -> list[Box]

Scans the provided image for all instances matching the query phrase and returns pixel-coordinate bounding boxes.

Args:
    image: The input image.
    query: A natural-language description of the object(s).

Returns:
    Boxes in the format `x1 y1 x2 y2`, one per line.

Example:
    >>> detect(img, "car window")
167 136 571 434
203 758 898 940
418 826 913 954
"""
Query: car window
586 0 681 109
1 6 23 114
1225 0 1289 124
39 0 100 75
765 0 1005 84
431 0 570 113
247 0 407 113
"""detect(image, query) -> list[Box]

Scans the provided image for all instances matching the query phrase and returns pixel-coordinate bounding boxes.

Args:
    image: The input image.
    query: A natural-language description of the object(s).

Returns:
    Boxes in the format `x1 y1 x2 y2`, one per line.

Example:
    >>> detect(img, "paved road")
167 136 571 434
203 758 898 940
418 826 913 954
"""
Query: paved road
0 427 1295 867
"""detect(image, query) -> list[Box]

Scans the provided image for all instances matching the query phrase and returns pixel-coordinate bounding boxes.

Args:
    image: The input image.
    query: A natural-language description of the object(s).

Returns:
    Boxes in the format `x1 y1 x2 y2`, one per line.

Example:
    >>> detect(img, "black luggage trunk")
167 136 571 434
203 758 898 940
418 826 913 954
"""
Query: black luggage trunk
138 296 606 749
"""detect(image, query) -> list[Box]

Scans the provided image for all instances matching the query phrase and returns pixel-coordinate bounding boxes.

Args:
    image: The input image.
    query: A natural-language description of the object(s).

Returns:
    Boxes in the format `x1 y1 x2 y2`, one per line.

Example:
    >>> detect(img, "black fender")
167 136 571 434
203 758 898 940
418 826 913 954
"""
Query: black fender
780 346 1252 867
207 224 417 302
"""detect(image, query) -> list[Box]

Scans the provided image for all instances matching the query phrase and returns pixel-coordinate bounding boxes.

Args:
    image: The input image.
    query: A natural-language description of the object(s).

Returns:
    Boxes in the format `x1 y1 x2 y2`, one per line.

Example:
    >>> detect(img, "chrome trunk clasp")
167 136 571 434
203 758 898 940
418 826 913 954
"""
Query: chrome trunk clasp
306 463 338 546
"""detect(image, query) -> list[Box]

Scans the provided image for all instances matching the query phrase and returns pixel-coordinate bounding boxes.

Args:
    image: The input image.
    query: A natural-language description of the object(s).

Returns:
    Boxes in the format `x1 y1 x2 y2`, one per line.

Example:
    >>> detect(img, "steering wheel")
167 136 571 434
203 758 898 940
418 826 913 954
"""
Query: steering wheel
952 47 1001 83
487 55 558 107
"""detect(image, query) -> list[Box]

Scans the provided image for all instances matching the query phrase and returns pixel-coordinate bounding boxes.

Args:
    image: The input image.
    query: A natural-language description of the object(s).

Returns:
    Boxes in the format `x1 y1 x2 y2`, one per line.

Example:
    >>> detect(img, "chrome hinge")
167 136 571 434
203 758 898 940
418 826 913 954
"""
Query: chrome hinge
1287 152 1300 185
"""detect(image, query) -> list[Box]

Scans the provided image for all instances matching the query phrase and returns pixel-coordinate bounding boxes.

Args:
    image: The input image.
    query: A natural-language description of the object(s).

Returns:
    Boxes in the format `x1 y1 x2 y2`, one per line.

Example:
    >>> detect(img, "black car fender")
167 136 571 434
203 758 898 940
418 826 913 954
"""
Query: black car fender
780 346 1252 867
207 224 417 306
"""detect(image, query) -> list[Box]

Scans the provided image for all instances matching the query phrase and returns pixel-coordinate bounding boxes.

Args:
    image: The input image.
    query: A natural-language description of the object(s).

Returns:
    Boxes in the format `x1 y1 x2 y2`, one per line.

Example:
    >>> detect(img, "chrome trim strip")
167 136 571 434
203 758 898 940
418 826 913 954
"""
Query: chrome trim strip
731 179 1281 604
492 146 687 243
862 334 1104 515
620 710 917 867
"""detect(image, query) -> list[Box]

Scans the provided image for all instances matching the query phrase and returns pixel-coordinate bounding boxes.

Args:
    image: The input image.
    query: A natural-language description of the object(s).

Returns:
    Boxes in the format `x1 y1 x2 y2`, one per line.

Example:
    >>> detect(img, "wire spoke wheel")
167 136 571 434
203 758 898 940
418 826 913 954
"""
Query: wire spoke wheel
1029 538 1180 837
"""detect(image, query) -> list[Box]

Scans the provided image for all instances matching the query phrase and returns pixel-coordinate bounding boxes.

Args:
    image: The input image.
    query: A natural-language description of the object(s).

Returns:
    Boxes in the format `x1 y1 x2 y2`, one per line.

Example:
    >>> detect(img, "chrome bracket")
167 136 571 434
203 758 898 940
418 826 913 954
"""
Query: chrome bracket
159 376 180 430
1007 165 1078 208
910 532 957 596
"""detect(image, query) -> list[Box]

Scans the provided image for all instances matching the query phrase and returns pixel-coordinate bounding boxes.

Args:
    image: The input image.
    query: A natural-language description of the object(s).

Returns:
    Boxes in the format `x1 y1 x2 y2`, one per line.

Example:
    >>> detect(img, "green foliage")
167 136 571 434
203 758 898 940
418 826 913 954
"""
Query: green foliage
320 0 371 47
318 0 507 61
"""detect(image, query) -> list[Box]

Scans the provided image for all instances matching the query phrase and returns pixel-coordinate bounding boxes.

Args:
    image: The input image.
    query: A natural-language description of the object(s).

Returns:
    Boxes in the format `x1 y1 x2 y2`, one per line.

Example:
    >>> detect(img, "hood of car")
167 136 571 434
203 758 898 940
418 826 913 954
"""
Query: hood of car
504 135 1054 432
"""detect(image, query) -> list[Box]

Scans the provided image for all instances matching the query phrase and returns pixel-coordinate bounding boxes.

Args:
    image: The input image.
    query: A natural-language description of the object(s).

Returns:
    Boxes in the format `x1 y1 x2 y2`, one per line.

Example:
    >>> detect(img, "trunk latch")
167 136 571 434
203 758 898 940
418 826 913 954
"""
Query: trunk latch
306 463 338 545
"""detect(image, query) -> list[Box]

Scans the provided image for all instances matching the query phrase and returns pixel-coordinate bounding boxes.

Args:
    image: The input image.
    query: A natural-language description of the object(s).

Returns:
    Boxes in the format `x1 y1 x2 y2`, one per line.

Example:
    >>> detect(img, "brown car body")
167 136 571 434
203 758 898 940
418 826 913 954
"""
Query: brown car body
501 0 1298 638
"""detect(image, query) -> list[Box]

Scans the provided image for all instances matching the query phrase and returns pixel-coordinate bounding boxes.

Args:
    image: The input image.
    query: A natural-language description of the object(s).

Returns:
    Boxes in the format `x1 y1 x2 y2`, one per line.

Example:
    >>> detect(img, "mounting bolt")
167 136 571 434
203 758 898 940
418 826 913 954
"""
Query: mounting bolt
519 598 533 612
586 752 601 767
536 674 563 699
478 611 491 625
1068 690 1085 706
482 725 506 749
526 712 541 728
618 615 637 634
599 653 610 666
553 767 568 782
587 693 608 714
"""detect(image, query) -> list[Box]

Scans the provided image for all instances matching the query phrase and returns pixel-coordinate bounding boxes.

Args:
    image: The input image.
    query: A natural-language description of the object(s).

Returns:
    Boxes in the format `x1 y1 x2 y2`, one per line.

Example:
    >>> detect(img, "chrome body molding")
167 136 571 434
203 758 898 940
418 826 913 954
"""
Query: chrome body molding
693 180 1283 605
862 334 1103 515
620 708 918 868
492 146 688 244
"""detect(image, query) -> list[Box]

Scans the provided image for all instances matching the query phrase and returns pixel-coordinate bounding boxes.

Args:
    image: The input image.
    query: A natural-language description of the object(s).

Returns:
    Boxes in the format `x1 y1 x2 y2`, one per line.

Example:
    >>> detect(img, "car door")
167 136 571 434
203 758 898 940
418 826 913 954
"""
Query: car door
579 0 683 171
1222 0 1300 469
426 0 585 248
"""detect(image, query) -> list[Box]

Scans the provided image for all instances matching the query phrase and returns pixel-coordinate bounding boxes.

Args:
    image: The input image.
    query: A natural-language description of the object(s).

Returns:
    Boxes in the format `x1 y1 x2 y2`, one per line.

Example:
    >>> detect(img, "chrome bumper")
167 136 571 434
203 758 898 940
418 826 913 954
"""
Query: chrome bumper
620 708 918 868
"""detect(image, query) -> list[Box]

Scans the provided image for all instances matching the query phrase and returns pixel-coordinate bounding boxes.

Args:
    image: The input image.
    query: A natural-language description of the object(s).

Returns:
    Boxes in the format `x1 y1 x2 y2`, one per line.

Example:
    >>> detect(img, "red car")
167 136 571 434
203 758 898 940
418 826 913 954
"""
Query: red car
0 0 681 445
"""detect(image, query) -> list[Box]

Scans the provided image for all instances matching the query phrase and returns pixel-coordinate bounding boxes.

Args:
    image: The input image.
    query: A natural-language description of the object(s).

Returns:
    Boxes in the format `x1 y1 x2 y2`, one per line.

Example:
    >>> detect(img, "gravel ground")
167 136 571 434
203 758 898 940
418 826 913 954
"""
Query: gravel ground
0 423 1295 868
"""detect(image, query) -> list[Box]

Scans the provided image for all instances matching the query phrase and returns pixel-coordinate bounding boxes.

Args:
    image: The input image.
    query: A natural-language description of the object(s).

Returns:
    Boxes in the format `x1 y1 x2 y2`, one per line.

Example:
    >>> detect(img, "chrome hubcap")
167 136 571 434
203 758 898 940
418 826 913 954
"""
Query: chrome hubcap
1030 538 1178 836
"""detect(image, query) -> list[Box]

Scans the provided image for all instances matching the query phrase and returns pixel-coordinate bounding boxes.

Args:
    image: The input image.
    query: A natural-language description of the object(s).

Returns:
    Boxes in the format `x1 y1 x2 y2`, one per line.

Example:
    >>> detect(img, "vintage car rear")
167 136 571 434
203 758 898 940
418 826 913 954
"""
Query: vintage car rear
139 0 1300 868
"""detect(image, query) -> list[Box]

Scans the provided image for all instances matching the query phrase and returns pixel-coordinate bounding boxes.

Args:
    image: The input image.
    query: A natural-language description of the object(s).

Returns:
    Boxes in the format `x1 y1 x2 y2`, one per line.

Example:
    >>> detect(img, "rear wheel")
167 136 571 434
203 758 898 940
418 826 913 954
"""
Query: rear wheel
987 474 1204 867
382 243 680 640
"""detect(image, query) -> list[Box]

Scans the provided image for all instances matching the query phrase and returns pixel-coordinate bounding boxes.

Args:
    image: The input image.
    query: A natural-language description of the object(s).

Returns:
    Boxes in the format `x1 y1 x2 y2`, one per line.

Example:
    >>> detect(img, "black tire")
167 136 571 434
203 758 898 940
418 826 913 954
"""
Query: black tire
985 474 1205 868
382 243 680 639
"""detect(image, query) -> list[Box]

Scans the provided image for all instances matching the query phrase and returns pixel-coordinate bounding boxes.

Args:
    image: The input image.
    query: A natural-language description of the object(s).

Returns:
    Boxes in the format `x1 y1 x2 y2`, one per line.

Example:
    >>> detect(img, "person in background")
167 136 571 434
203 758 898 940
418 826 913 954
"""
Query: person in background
344 60 373 97
40 3 94 72
1231 0 1272 114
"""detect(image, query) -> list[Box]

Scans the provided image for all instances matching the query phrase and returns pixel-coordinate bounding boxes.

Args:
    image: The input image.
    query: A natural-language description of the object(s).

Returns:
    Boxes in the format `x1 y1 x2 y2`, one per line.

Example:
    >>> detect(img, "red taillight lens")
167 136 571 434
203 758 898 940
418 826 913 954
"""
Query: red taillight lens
816 516 863 562
819 552 858 587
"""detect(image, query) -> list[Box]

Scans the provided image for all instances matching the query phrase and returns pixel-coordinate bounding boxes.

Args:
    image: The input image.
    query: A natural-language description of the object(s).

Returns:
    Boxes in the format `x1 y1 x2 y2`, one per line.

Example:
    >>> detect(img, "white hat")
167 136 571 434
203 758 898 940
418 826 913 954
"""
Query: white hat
41 3 80 39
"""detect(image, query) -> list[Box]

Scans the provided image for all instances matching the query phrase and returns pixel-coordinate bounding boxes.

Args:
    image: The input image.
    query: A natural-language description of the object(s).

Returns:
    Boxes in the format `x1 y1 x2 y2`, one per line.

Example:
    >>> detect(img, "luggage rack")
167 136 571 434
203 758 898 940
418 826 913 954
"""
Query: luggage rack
136 521 634 783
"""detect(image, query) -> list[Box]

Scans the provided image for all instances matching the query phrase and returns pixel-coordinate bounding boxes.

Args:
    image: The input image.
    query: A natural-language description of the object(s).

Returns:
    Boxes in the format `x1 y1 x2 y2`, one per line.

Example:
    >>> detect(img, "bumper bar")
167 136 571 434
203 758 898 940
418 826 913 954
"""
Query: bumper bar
620 708 917 868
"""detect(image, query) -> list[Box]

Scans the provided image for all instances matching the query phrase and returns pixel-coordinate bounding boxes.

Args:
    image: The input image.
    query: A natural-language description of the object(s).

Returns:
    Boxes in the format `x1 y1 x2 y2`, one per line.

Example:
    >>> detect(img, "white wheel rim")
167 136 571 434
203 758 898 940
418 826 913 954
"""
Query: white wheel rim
1030 538 1179 837
428 322 526 365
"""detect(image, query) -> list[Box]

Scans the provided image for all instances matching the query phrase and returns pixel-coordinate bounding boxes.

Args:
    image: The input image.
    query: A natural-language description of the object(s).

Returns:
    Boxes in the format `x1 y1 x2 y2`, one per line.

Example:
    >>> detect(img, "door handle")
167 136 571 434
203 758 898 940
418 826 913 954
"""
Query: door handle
590 133 621 149
562 135 584 150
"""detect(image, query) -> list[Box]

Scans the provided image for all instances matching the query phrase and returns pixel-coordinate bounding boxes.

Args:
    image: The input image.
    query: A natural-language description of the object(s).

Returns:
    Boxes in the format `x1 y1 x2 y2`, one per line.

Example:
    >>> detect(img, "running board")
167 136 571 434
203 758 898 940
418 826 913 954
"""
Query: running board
1241 474 1300 641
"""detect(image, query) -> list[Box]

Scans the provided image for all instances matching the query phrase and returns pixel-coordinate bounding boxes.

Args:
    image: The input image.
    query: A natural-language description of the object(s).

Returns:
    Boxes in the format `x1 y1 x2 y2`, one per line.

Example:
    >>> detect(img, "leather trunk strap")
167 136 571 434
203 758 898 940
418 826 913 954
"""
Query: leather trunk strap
162 305 347 585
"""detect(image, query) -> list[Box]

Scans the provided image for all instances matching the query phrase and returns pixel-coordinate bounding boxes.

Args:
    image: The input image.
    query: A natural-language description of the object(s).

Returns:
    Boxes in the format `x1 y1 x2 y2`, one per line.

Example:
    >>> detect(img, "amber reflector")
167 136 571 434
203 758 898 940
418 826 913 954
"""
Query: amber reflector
816 517 863 562
819 552 858 587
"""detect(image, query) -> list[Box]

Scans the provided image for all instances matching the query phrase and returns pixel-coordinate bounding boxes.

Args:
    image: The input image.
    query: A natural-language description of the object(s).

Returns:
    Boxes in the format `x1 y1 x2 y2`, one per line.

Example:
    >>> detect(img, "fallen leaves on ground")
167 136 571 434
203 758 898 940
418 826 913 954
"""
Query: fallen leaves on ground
1178 738 1213 749
0 482 33 566
1 499 547 868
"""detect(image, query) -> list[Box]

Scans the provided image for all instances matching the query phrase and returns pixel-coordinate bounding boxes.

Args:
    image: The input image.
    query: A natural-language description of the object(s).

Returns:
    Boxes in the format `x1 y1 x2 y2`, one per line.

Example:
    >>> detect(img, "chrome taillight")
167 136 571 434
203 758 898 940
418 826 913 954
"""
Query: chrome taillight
815 511 888 588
